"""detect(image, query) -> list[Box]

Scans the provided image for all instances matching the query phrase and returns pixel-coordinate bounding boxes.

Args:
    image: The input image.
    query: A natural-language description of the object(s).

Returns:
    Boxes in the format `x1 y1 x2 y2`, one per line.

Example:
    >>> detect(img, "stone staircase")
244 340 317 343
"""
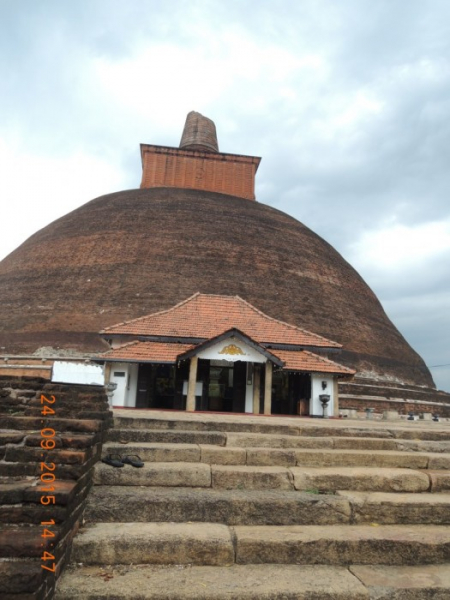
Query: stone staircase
55 411 450 599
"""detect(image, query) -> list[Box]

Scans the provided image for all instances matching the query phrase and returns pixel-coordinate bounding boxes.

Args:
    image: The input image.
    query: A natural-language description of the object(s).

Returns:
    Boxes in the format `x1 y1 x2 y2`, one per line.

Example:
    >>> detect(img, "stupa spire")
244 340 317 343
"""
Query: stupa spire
179 111 219 152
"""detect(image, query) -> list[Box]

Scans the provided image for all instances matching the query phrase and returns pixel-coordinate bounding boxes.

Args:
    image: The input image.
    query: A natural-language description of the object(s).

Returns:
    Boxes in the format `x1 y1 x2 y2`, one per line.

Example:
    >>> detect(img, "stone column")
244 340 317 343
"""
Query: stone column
186 356 198 412
263 361 273 415
253 364 261 414
333 378 339 417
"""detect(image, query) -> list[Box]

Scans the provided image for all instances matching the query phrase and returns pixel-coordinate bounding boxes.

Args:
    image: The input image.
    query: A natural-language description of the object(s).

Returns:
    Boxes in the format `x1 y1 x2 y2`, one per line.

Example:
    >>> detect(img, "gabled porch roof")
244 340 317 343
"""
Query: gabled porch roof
101 293 342 349
98 332 355 376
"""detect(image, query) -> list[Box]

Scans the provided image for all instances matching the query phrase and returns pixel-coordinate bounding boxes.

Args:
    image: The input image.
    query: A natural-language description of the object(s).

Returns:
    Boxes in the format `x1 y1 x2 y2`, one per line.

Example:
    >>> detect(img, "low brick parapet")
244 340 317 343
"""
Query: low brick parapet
0 376 112 600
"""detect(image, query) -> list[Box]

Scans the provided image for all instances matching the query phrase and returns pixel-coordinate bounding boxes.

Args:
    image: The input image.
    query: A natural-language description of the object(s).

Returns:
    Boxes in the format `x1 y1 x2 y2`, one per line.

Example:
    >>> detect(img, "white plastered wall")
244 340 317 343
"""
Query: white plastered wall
108 362 138 407
310 373 335 417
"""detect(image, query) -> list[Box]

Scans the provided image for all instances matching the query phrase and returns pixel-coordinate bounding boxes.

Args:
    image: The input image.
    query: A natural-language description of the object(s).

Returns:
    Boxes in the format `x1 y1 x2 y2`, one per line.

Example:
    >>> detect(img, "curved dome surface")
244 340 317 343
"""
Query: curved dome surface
0 187 433 387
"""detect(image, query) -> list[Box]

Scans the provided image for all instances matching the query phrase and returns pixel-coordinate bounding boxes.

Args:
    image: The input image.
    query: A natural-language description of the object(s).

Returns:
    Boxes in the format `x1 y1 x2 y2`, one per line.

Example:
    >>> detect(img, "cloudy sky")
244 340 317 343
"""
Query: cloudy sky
1 0 449 392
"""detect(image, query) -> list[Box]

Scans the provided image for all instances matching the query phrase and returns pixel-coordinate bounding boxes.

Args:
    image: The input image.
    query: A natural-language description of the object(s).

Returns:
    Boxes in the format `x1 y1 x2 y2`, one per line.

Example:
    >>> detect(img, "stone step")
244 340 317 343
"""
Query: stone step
108 425 450 453
350 564 450 597
322 436 450 452
85 486 353 525
114 415 301 436
211 465 294 490
337 491 450 524
248 447 446 469
94 461 438 493
70 522 234 566
103 442 204 463
233 524 450 565
108 428 227 446
226 431 450 452
67 522 450 567
429 470 450 492
55 564 370 599
85 486 450 526
211 465 434 493
291 466 431 493
94 462 211 487
103 441 450 469
112 413 450 442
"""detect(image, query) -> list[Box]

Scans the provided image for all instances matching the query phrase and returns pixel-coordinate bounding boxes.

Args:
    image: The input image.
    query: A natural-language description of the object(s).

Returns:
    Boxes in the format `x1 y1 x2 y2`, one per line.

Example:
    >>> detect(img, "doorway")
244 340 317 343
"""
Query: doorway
196 359 247 412
271 371 311 415
136 363 177 409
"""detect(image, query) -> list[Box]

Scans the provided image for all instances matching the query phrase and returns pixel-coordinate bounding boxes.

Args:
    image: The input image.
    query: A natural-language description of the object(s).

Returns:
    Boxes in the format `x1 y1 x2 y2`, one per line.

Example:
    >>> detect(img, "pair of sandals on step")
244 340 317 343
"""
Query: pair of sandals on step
102 454 144 468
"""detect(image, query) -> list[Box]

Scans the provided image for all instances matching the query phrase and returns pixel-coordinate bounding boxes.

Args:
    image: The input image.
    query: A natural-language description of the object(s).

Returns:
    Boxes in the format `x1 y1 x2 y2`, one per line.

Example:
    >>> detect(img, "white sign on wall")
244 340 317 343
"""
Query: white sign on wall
51 361 105 386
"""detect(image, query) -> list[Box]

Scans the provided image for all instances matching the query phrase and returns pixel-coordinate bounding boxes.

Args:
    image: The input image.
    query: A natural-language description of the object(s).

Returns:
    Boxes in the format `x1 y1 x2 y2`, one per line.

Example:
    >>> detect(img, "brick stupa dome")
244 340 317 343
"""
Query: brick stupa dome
0 112 434 388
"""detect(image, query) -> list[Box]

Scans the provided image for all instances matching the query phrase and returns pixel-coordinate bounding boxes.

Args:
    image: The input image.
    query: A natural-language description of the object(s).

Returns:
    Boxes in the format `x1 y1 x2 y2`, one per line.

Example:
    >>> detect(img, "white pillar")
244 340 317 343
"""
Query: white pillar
333 378 339 416
264 361 273 415
186 356 198 411
253 364 261 414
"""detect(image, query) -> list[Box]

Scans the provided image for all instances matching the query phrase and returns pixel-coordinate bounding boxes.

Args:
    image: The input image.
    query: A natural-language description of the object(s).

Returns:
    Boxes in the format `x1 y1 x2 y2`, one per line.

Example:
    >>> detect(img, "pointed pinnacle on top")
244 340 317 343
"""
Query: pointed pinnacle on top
179 111 219 153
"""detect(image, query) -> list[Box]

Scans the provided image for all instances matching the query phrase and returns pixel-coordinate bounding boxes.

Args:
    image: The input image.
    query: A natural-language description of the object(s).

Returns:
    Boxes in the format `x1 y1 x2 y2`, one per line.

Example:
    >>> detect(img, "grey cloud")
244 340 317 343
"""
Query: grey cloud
1 0 449 391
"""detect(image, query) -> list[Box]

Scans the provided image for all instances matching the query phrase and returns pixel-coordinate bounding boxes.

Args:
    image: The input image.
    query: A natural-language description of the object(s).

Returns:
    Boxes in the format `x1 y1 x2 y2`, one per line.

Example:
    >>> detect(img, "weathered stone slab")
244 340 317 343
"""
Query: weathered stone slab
295 449 429 469
338 491 450 524
114 417 207 431
300 426 393 439
211 465 293 490
113 414 303 436
246 448 297 467
200 445 246 465
55 564 370 599
94 462 211 487
333 437 399 451
0 481 30 504
0 525 60 558
393 429 450 442
0 462 37 477
104 442 201 463
428 470 450 492
70 522 234 566
0 561 43 593
420 412 433 420
50 418 104 433
233 524 450 565
226 432 333 449
350 564 450 598
85 486 352 525
395 439 450 453
382 410 399 420
23 480 77 506
0 432 26 444
290 467 430 493
428 455 450 469
0 416 42 430
108 428 226 446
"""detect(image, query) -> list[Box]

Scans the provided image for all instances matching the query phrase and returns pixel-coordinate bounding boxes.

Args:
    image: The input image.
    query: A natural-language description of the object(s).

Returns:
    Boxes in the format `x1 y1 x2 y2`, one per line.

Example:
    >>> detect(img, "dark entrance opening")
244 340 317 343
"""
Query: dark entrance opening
135 363 180 409
271 371 311 415
196 359 247 412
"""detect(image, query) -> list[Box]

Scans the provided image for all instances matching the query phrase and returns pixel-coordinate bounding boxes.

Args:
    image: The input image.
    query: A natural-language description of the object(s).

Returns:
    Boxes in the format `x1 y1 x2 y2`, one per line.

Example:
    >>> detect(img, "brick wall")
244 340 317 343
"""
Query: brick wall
339 378 450 417
140 145 260 200
0 377 112 600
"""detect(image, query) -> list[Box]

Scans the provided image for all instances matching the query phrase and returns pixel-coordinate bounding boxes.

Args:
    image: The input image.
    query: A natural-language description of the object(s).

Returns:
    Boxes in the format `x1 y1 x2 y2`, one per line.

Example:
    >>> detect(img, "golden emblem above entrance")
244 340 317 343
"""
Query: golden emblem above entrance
219 344 246 356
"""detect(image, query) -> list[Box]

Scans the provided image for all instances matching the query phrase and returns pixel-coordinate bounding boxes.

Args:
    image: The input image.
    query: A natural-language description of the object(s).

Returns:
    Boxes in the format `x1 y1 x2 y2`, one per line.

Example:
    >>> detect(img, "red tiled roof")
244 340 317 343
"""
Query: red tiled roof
100 341 194 363
101 293 341 348
100 339 354 376
271 348 355 375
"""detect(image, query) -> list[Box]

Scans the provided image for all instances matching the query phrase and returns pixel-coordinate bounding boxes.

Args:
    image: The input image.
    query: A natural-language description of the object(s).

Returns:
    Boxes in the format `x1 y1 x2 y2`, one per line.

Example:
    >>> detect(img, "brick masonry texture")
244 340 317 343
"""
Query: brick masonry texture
339 378 450 417
0 187 433 388
140 145 259 200
0 188 432 385
0 376 112 600
179 110 219 152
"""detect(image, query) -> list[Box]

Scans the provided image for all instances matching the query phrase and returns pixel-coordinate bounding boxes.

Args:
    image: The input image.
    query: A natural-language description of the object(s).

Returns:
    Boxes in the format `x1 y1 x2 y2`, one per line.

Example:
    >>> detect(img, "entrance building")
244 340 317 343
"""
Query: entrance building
100 293 355 416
